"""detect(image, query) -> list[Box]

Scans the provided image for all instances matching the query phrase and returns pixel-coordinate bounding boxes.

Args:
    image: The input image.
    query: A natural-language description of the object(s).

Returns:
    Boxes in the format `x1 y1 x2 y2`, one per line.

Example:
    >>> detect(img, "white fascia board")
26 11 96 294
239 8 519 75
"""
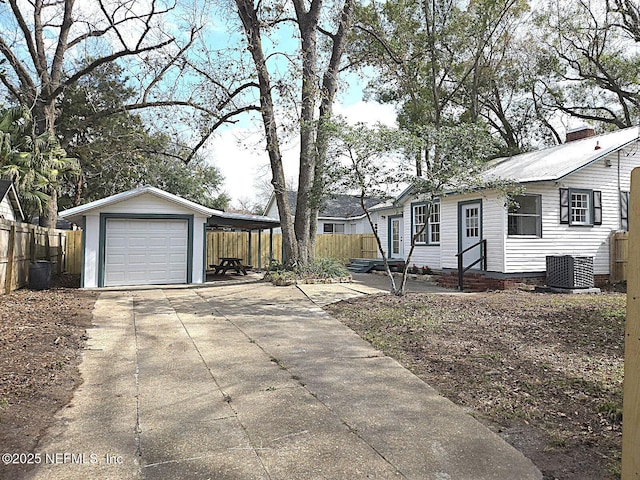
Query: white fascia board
60 186 217 220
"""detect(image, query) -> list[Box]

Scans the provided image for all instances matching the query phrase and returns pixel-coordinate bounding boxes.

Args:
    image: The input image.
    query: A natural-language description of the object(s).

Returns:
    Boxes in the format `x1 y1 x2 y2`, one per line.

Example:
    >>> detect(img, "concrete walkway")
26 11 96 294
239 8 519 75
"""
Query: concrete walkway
27 282 541 480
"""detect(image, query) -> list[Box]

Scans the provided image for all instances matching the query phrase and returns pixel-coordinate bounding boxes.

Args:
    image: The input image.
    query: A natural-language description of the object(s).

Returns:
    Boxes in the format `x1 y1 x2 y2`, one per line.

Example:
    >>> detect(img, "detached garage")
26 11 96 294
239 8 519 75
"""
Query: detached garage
60 186 212 288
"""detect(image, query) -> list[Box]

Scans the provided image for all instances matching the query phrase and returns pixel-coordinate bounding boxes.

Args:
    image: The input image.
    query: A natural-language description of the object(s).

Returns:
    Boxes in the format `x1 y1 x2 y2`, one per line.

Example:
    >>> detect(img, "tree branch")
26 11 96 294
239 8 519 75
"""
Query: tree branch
185 105 261 162
7 0 44 78
143 26 201 103
0 36 36 94
51 37 175 99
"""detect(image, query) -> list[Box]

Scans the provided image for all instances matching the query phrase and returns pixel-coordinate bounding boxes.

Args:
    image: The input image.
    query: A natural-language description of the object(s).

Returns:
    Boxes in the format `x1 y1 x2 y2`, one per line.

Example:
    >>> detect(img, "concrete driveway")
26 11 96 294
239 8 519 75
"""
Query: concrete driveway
27 282 541 480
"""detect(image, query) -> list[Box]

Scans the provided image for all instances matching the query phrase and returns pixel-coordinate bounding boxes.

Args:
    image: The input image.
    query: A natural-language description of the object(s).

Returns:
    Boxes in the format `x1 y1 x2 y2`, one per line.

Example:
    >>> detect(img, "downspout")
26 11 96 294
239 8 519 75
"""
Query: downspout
618 150 622 230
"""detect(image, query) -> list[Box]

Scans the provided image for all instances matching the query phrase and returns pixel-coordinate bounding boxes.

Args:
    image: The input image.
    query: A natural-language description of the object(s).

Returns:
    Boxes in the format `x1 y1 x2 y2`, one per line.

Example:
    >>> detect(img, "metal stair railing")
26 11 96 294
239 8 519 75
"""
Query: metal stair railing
455 239 487 291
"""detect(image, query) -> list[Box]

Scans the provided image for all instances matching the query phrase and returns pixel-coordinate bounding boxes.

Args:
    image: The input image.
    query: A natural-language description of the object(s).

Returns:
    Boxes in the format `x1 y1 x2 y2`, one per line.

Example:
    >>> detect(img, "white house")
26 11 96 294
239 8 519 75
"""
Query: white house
60 186 279 288
264 191 379 235
375 126 640 288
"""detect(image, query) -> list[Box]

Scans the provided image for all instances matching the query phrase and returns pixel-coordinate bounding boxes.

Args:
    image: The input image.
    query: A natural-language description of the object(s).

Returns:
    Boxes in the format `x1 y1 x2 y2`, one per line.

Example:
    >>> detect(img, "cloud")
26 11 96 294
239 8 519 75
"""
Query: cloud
334 101 397 127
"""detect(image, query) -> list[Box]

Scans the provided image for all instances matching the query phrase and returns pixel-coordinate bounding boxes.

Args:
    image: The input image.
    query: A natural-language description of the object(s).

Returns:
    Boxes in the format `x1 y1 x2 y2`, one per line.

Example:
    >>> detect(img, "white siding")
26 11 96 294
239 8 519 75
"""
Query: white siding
504 150 636 275
373 206 402 258
0 196 16 221
439 193 506 272
483 195 507 273
403 200 442 270
84 215 101 288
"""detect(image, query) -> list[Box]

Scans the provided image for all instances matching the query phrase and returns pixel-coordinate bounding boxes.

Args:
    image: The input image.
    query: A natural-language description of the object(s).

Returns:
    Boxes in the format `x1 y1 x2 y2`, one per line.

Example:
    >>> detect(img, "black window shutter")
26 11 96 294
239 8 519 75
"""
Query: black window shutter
593 191 602 225
621 191 629 231
560 188 570 224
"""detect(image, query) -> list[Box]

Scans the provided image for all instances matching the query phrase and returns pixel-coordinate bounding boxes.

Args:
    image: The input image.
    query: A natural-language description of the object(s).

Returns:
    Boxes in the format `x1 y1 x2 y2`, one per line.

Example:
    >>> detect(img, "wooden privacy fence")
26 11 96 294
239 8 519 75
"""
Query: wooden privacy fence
65 229 83 275
63 231 379 275
206 231 283 270
0 219 69 294
206 232 378 269
610 231 629 283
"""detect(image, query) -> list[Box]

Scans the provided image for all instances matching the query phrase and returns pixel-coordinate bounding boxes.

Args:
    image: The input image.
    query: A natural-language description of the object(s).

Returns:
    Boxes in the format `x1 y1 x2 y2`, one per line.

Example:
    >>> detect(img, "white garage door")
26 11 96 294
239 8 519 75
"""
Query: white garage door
104 218 188 286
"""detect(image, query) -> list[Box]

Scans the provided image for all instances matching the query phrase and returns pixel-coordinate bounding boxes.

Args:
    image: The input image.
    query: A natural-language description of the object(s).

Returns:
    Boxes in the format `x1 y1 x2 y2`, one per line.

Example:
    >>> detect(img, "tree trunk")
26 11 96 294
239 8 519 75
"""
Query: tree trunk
307 0 355 261
293 0 322 264
38 100 59 228
235 0 297 263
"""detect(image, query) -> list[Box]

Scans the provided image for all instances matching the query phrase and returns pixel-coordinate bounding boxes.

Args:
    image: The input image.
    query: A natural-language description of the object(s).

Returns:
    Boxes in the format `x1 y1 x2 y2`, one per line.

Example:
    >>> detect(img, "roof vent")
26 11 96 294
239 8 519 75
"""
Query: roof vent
566 126 595 143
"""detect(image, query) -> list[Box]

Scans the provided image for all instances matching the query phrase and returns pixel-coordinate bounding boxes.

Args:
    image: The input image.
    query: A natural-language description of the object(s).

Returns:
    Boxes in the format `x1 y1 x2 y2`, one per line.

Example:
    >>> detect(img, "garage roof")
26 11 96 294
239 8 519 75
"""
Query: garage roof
60 186 280 230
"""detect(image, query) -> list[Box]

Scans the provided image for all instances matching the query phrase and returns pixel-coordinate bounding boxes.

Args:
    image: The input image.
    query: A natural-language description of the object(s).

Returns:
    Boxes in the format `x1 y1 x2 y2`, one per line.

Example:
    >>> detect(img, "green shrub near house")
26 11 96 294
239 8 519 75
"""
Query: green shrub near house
264 257 351 285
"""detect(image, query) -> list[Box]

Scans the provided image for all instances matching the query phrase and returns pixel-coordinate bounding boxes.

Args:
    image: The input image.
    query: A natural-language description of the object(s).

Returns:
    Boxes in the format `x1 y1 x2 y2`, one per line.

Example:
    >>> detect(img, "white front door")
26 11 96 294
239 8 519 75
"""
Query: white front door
460 202 482 269
390 217 403 258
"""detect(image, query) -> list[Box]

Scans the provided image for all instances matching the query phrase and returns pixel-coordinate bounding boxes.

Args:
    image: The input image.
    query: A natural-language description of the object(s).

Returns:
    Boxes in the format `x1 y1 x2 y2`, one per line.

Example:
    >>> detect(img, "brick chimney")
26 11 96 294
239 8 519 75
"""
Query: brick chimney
566 126 595 143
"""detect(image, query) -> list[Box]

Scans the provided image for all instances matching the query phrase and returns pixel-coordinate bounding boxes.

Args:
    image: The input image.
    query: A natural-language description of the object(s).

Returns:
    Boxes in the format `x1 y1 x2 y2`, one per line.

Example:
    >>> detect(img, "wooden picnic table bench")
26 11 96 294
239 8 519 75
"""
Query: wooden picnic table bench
210 257 248 275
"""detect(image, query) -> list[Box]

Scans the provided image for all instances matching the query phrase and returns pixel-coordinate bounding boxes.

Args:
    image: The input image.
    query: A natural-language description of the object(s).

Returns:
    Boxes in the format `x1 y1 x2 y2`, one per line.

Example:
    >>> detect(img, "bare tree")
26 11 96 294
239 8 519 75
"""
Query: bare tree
234 0 355 265
0 0 256 226
533 0 640 131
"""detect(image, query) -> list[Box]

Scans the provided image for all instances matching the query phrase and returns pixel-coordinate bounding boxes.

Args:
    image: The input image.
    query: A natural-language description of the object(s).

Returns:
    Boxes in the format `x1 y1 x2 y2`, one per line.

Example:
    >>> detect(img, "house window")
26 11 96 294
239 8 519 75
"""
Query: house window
323 223 345 234
621 191 629 231
559 188 602 226
465 207 479 237
429 202 440 244
412 202 440 244
571 192 590 225
413 204 427 244
508 195 541 237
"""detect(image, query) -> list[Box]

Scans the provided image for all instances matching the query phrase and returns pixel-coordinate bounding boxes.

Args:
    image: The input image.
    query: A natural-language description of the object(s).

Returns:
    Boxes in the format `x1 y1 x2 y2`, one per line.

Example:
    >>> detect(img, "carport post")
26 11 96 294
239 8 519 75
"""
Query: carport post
257 229 262 272
269 228 274 263
247 230 252 267
623 167 640 479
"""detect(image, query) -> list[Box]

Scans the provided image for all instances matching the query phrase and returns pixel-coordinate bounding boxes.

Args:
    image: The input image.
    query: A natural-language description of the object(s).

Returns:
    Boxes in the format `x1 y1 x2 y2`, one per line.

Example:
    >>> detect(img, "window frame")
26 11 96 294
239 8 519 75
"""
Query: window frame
412 203 427 244
570 190 591 226
428 201 441 244
411 201 440 246
621 190 630 231
559 188 602 227
508 194 542 238
322 222 345 234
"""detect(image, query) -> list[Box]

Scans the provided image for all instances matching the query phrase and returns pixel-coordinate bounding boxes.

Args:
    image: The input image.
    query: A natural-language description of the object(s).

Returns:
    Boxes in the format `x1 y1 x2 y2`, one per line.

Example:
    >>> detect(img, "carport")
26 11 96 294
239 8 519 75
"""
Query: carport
206 211 281 273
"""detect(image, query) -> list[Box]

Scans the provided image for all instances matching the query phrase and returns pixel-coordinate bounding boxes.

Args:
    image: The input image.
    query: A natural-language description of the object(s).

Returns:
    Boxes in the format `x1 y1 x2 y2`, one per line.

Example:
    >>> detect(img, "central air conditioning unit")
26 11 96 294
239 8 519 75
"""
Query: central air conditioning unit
545 255 594 289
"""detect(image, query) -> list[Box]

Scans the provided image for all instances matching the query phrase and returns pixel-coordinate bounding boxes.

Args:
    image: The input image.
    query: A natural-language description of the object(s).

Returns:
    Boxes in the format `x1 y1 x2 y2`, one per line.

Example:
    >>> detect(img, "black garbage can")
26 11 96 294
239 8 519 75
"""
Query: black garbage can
29 260 52 290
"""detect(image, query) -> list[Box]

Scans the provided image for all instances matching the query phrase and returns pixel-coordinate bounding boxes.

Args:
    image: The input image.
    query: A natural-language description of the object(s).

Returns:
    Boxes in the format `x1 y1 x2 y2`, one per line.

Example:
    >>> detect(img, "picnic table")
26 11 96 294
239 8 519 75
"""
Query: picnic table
211 257 249 276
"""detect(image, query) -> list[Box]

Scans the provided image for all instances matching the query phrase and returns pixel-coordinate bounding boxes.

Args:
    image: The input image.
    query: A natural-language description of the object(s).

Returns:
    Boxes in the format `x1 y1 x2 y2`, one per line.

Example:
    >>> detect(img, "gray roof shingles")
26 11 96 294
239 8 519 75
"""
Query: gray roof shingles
284 191 380 218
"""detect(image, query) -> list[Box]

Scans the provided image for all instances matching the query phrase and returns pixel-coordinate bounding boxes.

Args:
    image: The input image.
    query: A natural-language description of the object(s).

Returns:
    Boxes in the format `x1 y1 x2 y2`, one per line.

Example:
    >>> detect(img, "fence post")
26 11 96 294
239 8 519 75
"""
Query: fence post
29 226 36 261
4 224 16 294
58 232 63 274
45 231 50 263
623 167 640 479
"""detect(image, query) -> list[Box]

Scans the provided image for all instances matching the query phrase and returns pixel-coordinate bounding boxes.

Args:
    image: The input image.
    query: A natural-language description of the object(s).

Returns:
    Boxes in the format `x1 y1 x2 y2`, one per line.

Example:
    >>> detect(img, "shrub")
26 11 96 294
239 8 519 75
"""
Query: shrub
264 257 349 282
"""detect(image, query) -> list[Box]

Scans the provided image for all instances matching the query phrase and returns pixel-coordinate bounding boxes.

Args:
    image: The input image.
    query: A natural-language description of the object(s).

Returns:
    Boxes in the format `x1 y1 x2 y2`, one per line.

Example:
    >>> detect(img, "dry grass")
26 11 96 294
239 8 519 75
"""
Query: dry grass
326 290 625 480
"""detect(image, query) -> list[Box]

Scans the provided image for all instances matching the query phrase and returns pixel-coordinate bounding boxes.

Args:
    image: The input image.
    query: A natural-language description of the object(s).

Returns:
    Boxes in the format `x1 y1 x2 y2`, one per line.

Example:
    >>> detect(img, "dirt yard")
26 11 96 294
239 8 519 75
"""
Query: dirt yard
0 275 96 480
326 289 625 480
